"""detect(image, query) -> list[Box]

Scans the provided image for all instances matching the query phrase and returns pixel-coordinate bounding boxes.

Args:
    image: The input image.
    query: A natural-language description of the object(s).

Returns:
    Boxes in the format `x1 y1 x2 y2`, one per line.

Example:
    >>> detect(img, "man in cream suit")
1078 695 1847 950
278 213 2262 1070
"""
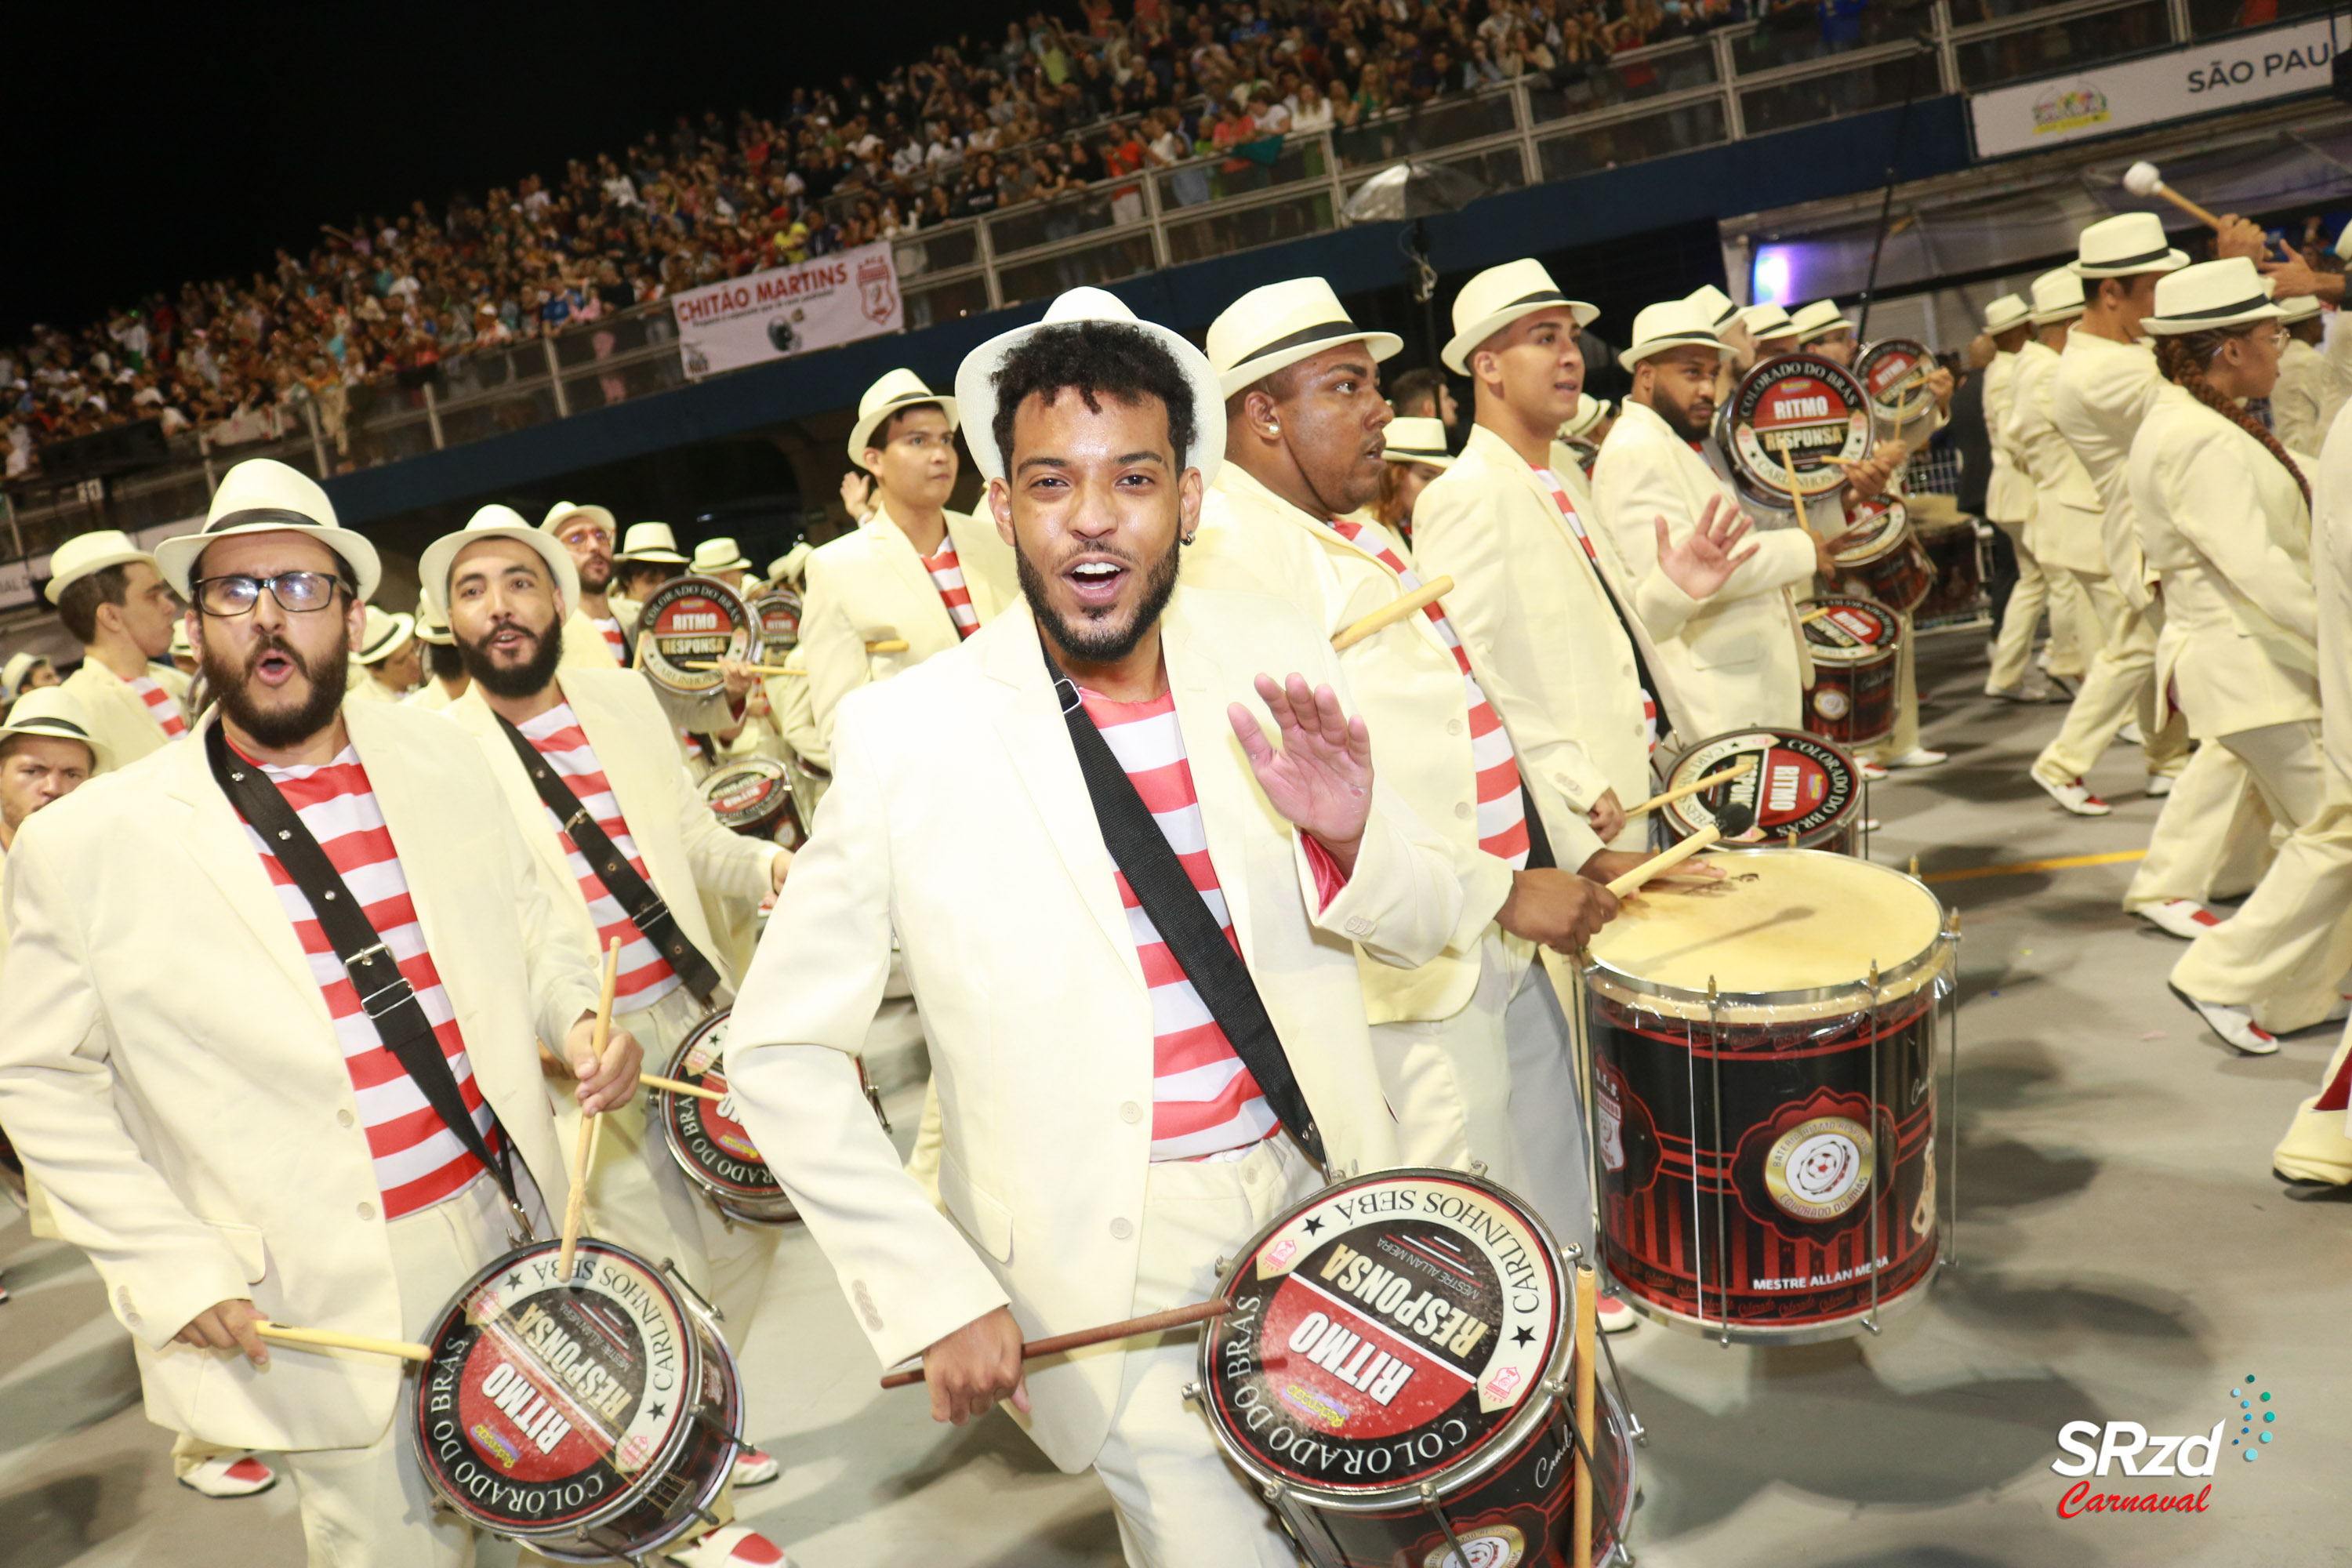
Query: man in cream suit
724 291 1462 1566
797 367 1019 766
49 528 192 765
1987 281 2088 702
0 458 641 1567
1593 299 1837 741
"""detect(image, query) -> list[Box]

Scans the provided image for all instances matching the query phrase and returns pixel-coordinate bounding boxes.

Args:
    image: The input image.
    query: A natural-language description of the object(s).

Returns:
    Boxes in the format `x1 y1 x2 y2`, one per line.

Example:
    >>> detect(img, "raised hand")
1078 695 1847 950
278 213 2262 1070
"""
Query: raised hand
1230 673 1373 876
840 470 876 520
1656 495 1759 601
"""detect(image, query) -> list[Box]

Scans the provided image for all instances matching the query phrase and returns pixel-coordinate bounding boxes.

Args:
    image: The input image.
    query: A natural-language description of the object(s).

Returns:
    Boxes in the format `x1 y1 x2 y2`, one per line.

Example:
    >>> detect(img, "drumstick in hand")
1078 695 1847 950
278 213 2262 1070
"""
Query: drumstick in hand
879 1299 1232 1389
1605 791 1758 898
254 1319 432 1362
641 1071 727 1102
1623 757 1756 822
559 937 622 1285
1333 576 1454 651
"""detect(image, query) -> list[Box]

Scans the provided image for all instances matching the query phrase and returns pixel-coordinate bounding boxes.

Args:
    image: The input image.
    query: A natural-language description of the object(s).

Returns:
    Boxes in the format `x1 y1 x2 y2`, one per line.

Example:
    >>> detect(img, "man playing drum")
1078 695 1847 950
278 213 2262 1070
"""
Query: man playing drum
720 288 1465 1566
0 458 644 1566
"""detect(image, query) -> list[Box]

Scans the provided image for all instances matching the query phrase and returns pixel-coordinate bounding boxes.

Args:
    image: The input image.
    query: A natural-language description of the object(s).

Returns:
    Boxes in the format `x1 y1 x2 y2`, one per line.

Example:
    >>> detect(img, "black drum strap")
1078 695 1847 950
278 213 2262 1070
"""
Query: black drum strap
494 713 724 1007
1041 641 1328 1167
205 724 534 1240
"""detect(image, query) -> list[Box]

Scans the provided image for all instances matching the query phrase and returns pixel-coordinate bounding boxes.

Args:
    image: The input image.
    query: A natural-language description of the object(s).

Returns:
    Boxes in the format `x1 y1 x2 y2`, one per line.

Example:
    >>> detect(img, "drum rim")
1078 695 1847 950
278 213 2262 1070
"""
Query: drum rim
653 1014 803 1226
1719 352 1871 507
1582 848 1953 1020
1800 597 1903 666
1194 1166 1591 1512
410 1237 737 1545
638 574 754 695
1855 338 1940 423
1829 499 1911 566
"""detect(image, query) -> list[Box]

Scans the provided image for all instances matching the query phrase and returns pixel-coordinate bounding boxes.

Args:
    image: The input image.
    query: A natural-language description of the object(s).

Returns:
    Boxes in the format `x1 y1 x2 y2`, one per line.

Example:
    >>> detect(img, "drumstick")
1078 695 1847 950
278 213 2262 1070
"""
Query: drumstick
1572 1262 1598 1568
559 937 622 1285
1623 756 1755 822
2122 160 2226 230
1772 434 1810 536
254 1319 432 1362
1332 575 1454 651
683 659 801 677
877 1299 1232 1389
867 638 910 654
641 1071 727 1102
1798 605 1835 626
1604 826 1720 897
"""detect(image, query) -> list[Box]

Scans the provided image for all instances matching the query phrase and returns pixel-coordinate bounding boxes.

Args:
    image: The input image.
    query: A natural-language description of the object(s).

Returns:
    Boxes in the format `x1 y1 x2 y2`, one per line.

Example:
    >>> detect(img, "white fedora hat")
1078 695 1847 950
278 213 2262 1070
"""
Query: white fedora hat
1442 259 1599 376
356 606 415 664
2 651 53 699
848 368 960 470
418 504 581 619
1207 278 1403 398
954 286 1226 488
1621 299 1730 368
0 686 107 773
1790 299 1852 343
691 537 753 575
414 606 455 645
615 521 688 564
2143 257 2283 336
2071 211 2189 278
1686 284 1742 335
1560 392 1613 441
1380 416 1454 469
540 500 619 543
44 528 158 604
169 619 193 658
2279 292 2323 325
2029 268 2085 324
1983 293 2031 333
1743 303 1798 341
155 459 383 603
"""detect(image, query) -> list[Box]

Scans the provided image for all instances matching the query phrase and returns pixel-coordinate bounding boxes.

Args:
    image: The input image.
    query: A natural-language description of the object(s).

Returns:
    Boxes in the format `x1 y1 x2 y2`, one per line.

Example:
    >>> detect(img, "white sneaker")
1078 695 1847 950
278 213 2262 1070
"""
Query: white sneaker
2133 899 2223 940
1597 1294 1640 1334
178 1454 277 1498
666 1526 793 1568
2118 720 2145 745
2169 983 2278 1054
1858 760 1889 782
2034 771 2112 816
1987 679 2053 703
2147 772 2175 798
732 1446 780 1486
1887 746 1947 770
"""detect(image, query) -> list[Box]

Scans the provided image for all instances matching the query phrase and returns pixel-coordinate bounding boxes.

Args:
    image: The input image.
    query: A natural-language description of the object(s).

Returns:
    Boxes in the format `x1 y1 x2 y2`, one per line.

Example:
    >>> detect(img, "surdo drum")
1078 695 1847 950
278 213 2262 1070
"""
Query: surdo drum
1199 1170 1637 1567
412 1239 742 1563
700 757 804 851
1830 497 1933 615
1658 728 1866 857
1716 354 1871 514
637 576 753 697
1800 597 1902 750
1581 851 1955 1341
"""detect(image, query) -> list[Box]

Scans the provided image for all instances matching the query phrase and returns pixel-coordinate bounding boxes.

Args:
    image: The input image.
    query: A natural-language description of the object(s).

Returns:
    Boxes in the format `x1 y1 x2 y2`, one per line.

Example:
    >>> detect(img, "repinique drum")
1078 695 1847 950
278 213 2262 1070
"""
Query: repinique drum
1581 850 1953 1341
750 590 803 662
1831 497 1931 614
1716 353 1871 514
1912 516 1986 624
412 1239 742 1562
1801 597 1902 749
1198 1169 1637 1568
700 757 804 850
1853 339 1937 436
1658 728 1865 857
637 575 753 697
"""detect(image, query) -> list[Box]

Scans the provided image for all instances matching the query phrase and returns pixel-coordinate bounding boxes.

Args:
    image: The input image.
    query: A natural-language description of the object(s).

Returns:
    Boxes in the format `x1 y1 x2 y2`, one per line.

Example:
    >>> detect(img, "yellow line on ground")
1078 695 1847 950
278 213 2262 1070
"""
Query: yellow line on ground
1922 848 2150 885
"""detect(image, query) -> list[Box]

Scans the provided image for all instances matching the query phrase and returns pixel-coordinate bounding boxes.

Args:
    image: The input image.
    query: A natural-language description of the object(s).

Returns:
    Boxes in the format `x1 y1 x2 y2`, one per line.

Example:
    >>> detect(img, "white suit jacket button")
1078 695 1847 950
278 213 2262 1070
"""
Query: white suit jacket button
1109 1217 1134 1241
1446 717 1465 736
356 1201 376 1221
1120 1101 1144 1124
1344 916 1375 937
336 1109 355 1128
1454 801 1472 820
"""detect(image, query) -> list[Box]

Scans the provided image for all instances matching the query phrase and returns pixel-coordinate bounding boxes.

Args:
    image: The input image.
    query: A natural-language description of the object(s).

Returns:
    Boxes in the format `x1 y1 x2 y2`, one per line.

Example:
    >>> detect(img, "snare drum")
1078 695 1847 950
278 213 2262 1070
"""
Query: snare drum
637 575 754 697
1199 1169 1636 1568
701 757 804 850
1716 354 1871 514
1658 728 1865 856
1911 515 1985 623
750 590 803 662
1853 339 1937 437
1582 850 1952 1341
1801 597 1902 749
1831 497 1931 614
412 1238 742 1563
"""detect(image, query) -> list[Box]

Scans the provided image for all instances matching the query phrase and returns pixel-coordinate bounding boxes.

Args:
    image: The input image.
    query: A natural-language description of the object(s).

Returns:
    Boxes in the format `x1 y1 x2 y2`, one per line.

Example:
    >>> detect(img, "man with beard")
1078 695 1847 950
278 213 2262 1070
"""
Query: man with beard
420 506 796 1531
720 289 1463 1566
1188 278 1755 1298
0 459 641 1566
1594 297 1837 737
49 528 192 765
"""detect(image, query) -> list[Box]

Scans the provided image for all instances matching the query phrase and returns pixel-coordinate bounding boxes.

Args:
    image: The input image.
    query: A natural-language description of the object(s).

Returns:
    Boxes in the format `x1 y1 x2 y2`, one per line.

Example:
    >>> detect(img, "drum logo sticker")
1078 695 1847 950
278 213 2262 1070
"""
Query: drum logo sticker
1763 1116 1875 1221
1813 689 1852 721
1421 1523 1526 1567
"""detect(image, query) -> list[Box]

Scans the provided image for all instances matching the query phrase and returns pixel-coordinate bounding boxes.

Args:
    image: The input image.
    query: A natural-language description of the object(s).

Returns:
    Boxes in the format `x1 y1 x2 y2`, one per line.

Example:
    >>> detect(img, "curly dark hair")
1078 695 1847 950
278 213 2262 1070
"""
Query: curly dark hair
2155 328 2308 512
989 321 1199 478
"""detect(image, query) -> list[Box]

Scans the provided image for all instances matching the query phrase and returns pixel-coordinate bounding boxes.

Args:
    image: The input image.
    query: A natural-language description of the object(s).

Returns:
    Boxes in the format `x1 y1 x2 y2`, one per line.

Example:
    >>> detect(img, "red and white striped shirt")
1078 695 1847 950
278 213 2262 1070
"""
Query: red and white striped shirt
1078 686 1279 1163
239 744 495 1218
128 671 188 739
1533 467 1660 751
920 535 979 639
591 616 626 664
514 702 681 1011
1328 519 1530 869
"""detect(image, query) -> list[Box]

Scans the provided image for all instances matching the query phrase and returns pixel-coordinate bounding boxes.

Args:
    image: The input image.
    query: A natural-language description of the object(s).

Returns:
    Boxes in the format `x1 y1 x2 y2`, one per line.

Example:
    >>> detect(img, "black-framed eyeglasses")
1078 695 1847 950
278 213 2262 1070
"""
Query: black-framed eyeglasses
192 572 348 617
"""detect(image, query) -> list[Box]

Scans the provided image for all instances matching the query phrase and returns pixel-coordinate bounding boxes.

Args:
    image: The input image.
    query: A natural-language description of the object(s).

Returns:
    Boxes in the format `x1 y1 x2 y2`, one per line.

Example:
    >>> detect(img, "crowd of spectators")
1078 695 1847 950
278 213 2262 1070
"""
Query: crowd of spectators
4 0 1861 483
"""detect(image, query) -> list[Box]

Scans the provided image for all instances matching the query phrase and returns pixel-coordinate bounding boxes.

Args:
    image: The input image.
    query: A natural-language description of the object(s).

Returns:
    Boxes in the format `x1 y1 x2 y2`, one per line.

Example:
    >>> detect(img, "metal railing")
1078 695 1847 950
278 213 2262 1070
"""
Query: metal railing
2 0 2321 566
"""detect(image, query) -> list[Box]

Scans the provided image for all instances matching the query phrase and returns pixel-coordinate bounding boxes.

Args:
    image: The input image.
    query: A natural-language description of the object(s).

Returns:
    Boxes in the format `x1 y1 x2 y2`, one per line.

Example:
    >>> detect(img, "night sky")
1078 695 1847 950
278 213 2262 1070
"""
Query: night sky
5 0 1047 343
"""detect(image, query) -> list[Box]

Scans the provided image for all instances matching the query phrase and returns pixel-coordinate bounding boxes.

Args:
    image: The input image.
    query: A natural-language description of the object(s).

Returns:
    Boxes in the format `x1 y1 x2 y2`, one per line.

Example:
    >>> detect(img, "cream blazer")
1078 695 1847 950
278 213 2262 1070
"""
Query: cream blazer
2053 326 2166 605
2005 339 2109 576
2271 337 2345 461
2128 386 2319 739
1185 463 1514 1024
800 502 1019 758
1982 349 2037 528
719 587 1459 1472
2313 399 2352 791
1592 401 1818 741
440 667 778 1000
0 702 601 1453
60 659 187 768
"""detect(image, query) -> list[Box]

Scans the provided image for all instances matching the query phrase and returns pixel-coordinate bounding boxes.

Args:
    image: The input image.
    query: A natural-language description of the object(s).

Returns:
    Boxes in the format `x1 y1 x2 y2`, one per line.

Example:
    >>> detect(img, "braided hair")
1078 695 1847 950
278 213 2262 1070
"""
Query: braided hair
2155 327 2309 512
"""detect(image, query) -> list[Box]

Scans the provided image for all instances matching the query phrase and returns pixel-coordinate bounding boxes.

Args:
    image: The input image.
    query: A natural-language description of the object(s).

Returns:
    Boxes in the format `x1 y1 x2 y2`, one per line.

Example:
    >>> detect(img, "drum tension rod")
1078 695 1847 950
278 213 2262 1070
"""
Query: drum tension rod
1417 1481 1472 1566
1593 1327 1647 1446
661 1257 728 1323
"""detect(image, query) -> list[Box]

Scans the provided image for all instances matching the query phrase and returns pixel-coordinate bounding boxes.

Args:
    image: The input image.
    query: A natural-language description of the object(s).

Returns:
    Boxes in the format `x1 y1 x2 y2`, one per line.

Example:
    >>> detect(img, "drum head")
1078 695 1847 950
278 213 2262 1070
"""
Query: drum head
751 590 803 661
414 1240 718 1537
637 575 753 695
701 758 796 843
1721 354 1871 511
1855 339 1937 430
655 1013 797 1225
1199 1170 1570 1506
1831 497 1909 566
1661 728 1861 851
1801 597 1901 666
1587 848 1947 1018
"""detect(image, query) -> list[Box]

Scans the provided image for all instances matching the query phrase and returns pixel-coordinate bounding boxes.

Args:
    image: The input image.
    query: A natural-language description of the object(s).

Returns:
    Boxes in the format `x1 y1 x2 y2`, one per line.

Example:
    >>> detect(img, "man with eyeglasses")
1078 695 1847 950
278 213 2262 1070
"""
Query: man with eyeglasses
0 458 644 1566
47 528 191 766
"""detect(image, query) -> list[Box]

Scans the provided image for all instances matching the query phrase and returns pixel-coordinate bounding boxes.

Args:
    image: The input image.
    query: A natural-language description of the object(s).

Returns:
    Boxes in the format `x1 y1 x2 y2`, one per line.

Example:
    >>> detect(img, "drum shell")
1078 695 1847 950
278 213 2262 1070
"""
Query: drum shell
1832 503 1932 615
1801 598 1902 750
654 1012 801 1226
1913 519 1985 623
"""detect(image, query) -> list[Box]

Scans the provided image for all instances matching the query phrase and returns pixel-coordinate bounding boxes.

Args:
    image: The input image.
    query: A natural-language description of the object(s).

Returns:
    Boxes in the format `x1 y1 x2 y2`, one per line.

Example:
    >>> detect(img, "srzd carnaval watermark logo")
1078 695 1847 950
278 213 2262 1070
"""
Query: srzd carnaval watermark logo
2050 1373 2282 1518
